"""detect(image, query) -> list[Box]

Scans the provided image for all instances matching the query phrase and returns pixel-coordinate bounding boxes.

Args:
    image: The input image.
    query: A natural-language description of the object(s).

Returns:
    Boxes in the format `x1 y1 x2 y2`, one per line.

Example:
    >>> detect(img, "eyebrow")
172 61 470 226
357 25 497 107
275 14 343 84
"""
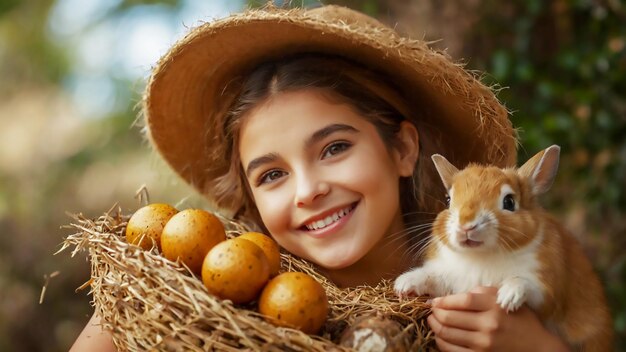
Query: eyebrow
305 123 359 149
245 153 279 178
244 123 359 177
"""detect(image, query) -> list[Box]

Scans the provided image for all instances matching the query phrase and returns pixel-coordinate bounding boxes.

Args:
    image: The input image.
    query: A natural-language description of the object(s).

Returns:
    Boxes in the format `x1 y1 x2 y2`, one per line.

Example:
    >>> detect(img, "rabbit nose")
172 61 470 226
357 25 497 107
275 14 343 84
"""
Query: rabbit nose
461 224 477 232
459 223 480 240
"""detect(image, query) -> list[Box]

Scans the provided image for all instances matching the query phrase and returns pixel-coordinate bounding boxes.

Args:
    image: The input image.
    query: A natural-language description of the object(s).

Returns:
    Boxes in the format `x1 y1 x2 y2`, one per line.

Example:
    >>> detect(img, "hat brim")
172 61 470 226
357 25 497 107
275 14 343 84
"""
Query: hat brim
144 6 517 207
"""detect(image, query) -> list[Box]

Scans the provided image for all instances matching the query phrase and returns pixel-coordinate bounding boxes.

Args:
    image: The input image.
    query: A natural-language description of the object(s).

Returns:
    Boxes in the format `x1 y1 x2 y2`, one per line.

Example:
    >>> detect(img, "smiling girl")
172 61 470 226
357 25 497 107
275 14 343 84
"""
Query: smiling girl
223 55 426 288
72 5 572 351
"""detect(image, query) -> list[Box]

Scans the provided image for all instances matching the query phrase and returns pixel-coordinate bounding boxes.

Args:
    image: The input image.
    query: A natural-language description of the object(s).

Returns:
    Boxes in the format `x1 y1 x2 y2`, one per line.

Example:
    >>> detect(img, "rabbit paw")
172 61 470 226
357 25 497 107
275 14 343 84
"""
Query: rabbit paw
497 278 528 312
394 269 434 299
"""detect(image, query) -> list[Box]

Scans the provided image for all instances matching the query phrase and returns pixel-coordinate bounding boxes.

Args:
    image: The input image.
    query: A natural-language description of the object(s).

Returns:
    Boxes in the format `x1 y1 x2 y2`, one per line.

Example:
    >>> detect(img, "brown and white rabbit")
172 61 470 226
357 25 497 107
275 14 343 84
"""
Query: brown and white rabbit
394 145 613 351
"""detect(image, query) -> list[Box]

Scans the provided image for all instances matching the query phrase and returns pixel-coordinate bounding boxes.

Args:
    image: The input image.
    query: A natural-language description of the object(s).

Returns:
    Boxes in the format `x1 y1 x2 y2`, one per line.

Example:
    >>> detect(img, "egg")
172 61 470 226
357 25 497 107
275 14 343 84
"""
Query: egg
201 238 270 304
125 203 178 250
258 272 328 334
238 232 281 277
339 315 410 351
161 209 226 274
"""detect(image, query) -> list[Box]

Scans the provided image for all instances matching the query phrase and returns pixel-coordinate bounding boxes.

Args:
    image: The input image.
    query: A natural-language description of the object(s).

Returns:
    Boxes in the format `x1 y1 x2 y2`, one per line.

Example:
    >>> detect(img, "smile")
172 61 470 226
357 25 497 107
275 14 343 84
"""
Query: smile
304 203 357 231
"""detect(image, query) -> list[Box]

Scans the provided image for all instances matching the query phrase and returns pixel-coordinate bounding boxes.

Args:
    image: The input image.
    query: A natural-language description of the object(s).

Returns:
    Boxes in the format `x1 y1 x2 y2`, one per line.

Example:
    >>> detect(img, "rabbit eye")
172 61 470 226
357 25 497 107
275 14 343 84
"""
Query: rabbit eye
445 195 450 207
503 194 515 211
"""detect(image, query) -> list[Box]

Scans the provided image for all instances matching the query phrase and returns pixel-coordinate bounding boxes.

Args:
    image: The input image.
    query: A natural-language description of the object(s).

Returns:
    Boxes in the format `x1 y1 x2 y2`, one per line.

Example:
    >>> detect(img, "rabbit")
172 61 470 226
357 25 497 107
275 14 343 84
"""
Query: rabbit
394 145 613 351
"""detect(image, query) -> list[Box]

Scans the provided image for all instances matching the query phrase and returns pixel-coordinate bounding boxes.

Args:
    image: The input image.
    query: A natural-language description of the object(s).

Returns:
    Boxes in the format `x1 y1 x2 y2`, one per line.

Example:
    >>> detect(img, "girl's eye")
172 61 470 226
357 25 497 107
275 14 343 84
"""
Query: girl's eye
502 194 515 211
445 195 451 207
322 141 351 159
258 170 286 186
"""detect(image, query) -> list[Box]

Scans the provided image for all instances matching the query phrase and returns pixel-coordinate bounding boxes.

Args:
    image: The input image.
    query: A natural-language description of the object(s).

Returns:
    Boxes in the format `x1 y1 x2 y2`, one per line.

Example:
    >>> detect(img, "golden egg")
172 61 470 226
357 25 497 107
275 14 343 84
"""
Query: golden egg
258 272 328 334
201 238 270 304
161 209 226 274
238 232 281 277
125 203 178 250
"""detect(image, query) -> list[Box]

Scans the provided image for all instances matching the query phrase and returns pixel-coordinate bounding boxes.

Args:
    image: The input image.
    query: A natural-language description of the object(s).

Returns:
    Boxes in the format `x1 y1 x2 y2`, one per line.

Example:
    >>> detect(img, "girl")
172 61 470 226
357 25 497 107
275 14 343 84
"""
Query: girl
72 5 572 351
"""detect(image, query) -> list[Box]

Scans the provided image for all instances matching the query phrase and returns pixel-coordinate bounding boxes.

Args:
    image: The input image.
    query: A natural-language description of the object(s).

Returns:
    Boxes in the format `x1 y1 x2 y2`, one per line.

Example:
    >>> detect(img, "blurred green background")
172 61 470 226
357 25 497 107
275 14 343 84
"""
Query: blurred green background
0 0 623 351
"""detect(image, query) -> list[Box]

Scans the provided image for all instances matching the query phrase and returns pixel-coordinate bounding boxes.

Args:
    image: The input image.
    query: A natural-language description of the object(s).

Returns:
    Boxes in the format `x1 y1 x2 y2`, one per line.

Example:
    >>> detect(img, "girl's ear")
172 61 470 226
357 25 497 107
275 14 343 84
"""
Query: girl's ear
394 121 420 177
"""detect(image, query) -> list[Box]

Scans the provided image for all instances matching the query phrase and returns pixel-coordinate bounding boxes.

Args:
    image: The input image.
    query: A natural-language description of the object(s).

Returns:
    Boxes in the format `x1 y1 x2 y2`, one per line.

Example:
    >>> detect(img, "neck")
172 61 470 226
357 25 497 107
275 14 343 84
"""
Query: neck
321 230 415 288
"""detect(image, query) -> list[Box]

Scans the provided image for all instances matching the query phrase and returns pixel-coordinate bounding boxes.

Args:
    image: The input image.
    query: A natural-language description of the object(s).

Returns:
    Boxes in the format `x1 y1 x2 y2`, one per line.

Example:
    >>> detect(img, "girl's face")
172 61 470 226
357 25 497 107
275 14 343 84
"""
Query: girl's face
239 89 414 270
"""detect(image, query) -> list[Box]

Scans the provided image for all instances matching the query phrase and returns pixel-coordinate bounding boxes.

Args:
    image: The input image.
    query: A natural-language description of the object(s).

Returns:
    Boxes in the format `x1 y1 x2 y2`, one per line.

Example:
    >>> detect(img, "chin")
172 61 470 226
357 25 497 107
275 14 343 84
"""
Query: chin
311 252 360 270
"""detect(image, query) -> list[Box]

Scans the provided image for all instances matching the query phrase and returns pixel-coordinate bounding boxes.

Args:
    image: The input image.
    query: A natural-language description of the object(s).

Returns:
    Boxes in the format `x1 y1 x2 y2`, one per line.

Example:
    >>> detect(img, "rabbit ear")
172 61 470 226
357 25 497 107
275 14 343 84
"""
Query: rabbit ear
518 145 561 195
431 154 459 190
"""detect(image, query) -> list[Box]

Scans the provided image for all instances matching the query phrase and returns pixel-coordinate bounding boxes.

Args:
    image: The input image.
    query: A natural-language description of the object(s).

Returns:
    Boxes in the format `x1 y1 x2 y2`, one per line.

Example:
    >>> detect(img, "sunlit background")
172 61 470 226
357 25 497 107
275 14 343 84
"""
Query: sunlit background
1 0 624 351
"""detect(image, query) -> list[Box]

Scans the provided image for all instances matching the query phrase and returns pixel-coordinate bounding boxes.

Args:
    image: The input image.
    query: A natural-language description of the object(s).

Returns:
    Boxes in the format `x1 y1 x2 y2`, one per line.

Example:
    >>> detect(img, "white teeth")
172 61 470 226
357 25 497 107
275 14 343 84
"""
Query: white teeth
305 205 354 231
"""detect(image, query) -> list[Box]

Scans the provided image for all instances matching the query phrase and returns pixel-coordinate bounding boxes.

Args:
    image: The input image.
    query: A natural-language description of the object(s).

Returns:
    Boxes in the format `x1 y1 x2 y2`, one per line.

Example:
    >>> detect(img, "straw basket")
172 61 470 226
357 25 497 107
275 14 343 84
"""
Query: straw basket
60 206 435 351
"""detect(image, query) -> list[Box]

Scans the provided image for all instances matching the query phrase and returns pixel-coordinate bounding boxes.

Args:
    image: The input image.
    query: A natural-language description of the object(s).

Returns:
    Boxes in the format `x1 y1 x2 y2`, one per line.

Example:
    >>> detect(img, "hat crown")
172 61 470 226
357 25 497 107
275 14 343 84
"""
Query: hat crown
307 5 388 30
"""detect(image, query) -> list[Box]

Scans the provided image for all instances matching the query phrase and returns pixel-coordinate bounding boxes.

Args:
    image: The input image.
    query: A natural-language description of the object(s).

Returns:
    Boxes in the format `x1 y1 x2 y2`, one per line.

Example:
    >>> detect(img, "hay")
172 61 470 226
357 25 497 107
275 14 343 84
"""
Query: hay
59 206 436 351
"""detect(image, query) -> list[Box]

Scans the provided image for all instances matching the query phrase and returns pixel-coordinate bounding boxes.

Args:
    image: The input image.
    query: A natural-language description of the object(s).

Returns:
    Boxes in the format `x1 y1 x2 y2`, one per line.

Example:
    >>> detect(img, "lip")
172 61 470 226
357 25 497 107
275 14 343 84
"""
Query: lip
298 201 359 239
460 239 483 248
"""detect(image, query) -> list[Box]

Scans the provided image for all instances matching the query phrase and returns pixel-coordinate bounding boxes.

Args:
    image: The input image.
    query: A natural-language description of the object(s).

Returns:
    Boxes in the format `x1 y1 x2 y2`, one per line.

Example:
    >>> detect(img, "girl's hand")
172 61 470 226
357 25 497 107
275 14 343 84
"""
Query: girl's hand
70 312 117 352
427 286 571 352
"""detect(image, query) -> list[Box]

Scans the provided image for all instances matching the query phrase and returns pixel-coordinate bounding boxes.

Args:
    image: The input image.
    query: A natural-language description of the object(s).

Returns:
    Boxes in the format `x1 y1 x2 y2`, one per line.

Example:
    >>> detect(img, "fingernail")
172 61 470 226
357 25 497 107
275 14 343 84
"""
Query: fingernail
425 299 433 306
431 297 440 306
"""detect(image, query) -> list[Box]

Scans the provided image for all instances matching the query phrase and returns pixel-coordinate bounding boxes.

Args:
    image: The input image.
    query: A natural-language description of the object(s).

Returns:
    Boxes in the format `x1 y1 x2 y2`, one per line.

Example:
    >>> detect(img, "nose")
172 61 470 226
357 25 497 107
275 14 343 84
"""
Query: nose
294 172 330 208
456 223 478 241
461 224 477 232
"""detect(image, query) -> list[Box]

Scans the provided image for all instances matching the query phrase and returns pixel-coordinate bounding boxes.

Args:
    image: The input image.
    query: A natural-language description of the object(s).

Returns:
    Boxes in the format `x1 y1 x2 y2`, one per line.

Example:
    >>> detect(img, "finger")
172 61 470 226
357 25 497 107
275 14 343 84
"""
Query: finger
470 286 498 295
432 292 495 311
431 307 484 330
434 337 474 352
428 314 481 349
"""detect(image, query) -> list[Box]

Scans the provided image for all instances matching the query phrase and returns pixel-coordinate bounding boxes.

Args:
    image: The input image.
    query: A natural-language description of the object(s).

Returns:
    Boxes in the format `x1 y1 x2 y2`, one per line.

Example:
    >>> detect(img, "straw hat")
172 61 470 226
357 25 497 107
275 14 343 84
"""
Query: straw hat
143 4 517 212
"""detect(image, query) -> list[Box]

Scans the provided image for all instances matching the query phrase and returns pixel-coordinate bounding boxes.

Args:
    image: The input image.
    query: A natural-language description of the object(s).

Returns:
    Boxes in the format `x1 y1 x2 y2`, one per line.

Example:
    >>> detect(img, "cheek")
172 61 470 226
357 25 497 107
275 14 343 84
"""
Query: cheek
339 147 399 195
432 212 450 245
447 213 460 244
497 211 537 248
252 189 290 231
